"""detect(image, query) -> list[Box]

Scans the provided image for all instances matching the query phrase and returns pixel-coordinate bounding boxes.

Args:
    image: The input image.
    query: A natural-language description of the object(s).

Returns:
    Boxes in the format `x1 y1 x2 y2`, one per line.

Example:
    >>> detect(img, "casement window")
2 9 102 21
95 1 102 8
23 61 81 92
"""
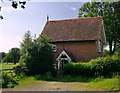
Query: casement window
52 45 57 52
98 39 101 53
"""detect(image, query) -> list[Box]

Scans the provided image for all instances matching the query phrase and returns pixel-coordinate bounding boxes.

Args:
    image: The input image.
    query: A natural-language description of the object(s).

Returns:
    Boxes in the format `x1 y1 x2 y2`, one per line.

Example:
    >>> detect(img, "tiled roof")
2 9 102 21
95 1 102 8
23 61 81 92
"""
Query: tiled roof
41 17 102 42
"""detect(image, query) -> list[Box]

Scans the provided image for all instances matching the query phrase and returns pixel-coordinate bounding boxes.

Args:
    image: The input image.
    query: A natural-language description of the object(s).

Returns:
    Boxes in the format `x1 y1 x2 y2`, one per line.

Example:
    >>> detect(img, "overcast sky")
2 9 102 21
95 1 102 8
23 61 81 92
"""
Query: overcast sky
0 1 93 53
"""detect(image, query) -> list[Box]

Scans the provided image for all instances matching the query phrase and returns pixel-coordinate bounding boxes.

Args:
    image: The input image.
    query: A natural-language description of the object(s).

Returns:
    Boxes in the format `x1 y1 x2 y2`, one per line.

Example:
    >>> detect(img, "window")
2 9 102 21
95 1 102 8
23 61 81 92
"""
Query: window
52 45 57 52
98 39 101 52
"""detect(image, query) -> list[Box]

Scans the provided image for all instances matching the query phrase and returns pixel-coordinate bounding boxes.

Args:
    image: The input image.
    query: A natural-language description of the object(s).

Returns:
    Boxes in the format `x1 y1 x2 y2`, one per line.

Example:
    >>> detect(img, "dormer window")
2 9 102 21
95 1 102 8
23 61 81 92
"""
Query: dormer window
52 45 57 52
98 39 101 53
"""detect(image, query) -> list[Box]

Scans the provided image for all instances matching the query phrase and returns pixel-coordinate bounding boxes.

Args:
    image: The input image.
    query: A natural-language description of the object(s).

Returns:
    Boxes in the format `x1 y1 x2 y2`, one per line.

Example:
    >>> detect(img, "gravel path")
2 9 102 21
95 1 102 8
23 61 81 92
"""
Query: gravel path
2 81 105 91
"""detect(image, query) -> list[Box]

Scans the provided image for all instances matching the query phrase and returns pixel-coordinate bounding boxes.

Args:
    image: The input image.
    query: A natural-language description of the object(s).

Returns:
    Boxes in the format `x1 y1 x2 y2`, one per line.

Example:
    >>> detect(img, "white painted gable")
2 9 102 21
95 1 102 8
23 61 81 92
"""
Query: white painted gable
56 50 72 69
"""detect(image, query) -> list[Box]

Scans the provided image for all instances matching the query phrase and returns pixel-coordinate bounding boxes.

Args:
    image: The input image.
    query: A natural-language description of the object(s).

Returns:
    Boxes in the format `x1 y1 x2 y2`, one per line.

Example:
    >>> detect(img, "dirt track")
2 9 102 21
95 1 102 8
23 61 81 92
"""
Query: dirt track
2 81 104 91
2 82 119 93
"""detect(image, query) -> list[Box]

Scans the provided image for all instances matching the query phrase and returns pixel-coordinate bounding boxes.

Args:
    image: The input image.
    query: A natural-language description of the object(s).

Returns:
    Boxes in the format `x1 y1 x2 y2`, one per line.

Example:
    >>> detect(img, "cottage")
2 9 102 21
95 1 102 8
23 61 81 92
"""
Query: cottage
41 17 106 69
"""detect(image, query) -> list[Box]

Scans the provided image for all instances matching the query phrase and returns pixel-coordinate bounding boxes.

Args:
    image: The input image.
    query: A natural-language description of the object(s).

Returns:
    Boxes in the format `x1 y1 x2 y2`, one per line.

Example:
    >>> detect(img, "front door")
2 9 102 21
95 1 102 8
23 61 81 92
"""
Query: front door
60 59 69 69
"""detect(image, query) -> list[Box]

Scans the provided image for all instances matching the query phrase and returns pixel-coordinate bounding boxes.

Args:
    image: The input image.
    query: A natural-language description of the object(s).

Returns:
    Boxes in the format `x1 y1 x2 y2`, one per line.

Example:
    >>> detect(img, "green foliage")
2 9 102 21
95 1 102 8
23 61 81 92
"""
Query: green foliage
2 48 20 64
90 57 120 77
2 73 18 88
13 65 27 78
103 49 109 57
35 72 54 81
63 57 120 77
14 76 40 89
63 62 92 77
1 63 19 70
19 31 33 67
55 75 93 82
0 52 6 63
115 43 120 56
35 74 93 82
20 31 54 75
2 53 12 63
1 52 6 59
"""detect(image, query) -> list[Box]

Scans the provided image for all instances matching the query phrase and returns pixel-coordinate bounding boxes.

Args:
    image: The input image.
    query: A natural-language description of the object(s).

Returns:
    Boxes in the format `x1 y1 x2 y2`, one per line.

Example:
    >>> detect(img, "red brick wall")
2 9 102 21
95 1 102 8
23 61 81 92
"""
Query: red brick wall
52 40 103 62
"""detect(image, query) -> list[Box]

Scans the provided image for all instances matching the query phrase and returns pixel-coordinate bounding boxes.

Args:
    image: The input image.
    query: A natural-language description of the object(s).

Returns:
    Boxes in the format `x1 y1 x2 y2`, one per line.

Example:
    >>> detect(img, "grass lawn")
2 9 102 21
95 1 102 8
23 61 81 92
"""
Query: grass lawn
15 77 42 89
0 63 19 70
89 77 120 91
13 76 120 91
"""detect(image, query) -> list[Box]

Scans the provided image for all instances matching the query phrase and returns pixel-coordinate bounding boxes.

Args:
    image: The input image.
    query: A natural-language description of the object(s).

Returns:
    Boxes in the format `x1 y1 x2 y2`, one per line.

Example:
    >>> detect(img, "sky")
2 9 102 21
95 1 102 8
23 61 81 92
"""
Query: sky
0 1 87 53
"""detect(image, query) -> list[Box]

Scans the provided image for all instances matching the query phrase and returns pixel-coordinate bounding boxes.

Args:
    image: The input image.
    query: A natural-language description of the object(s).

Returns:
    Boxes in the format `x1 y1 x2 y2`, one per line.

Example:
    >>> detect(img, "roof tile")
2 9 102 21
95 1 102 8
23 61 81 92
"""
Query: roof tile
41 17 102 42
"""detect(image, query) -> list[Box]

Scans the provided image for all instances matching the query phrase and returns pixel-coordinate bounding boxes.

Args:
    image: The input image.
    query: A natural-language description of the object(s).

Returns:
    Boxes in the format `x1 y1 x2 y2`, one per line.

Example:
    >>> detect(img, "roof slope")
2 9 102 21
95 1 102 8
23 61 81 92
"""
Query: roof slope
41 17 102 42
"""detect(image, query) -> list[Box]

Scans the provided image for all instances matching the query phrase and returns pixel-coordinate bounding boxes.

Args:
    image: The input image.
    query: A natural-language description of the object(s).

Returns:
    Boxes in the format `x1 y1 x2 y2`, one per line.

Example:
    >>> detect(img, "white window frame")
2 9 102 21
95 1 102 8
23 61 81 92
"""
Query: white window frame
98 39 101 53
52 45 57 52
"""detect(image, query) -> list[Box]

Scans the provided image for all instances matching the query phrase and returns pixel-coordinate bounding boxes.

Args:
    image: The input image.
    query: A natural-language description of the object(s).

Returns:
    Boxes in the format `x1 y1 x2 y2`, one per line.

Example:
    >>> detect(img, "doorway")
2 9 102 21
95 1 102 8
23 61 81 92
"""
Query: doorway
56 50 72 69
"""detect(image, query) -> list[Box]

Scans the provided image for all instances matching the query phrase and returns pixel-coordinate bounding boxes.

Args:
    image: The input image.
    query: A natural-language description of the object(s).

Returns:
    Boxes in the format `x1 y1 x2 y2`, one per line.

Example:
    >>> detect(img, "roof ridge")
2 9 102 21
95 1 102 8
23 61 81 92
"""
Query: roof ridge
47 16 102 22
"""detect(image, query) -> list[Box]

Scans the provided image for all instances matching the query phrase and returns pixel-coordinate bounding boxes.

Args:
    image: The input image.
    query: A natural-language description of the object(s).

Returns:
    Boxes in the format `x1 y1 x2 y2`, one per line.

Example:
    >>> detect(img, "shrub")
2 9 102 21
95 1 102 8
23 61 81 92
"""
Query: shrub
90 57 120 77
20 32 54 75
63 57 120 77
2 73 18 88
103 49 109 57
63 62 92 77
13 65 27 77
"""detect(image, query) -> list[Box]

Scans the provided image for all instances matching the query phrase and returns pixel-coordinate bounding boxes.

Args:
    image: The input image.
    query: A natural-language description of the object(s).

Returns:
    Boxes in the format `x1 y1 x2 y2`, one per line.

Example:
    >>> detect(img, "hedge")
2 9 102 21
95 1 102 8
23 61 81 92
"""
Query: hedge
63 62 92 77
63 57 120 77
90 57 120 77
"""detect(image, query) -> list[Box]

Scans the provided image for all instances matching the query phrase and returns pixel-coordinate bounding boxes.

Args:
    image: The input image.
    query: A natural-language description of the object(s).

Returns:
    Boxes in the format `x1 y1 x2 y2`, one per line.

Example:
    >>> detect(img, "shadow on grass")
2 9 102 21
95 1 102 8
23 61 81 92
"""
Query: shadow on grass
35 75 94 83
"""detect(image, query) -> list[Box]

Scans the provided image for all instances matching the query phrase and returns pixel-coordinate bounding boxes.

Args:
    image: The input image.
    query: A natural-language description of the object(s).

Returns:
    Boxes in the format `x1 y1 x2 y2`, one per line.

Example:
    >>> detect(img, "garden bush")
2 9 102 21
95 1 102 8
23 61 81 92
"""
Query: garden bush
20 32 54 76
63 62 92 77
2 73 18 88
13 65 28 77
90 57 120 77
63 57 120 77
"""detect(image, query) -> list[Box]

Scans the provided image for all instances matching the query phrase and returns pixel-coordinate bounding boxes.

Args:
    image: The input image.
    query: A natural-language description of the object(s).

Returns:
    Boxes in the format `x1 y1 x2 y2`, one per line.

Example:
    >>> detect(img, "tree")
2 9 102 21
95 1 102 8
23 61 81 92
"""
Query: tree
78 2 120 55
9 48 20 64
1 52 6 58
0 52 6 63
19 31 33 66
20 31 54 75
2 53 11 63
115 43 120 57
2 48 20 64
113 2 120 56
32 35 54 75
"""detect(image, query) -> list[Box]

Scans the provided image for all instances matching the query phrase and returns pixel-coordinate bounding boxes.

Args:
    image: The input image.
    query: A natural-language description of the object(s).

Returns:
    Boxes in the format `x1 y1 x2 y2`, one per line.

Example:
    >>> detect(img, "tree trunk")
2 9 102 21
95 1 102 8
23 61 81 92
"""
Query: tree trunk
112 40 117 55
109 40 117 55
109 41 113 56
14 61 16 64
